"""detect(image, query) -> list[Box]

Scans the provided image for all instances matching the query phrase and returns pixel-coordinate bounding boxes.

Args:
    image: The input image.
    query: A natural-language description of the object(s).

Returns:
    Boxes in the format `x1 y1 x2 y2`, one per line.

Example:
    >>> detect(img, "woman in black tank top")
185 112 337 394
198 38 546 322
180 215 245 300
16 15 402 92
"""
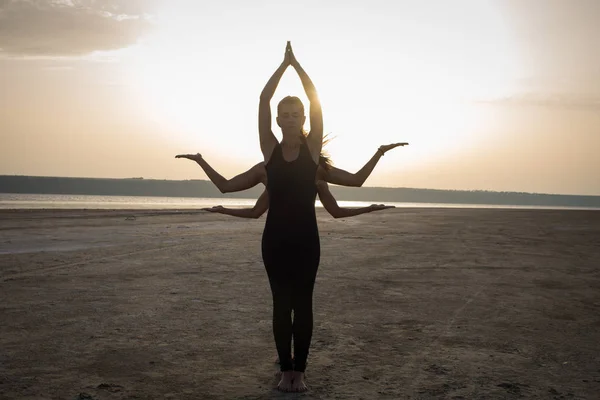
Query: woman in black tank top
254 42 324 392
260 42 400 393
177 42 401 393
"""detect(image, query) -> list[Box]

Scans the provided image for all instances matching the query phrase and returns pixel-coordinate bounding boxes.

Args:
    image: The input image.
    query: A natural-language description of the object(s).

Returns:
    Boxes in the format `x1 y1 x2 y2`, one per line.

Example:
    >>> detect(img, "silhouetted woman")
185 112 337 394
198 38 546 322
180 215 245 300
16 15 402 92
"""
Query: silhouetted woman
176 42 404 392
259 42 331 392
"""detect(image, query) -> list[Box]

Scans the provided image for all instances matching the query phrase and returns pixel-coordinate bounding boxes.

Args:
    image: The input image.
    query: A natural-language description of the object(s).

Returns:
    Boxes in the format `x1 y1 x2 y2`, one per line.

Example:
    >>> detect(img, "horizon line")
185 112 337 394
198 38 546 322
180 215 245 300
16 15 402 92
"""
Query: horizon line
1 174 598 198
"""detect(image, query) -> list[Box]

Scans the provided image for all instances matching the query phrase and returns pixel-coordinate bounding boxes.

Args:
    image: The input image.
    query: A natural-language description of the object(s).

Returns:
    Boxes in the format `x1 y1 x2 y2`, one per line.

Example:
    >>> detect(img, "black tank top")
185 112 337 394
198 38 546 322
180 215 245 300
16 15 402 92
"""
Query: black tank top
263 138 319 241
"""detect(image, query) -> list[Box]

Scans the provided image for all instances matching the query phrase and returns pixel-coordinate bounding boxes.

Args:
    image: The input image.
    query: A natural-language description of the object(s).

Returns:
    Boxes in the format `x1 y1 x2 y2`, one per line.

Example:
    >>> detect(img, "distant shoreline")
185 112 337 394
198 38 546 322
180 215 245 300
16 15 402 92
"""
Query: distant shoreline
1 175 599 208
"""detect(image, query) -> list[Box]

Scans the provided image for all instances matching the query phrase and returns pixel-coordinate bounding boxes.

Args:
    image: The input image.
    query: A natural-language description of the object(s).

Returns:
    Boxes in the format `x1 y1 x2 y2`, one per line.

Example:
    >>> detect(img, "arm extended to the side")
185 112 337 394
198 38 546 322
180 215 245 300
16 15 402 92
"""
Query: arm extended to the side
316 181 394 218
175 142 407 193
321 142 408 186
202 190 269 219
203 181 394 219
175 153 266 193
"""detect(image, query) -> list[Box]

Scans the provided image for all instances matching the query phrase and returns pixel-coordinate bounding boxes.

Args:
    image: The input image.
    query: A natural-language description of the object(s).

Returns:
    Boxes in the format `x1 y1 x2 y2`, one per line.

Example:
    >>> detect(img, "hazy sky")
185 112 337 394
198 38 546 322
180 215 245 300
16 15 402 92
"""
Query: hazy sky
1 0 599 195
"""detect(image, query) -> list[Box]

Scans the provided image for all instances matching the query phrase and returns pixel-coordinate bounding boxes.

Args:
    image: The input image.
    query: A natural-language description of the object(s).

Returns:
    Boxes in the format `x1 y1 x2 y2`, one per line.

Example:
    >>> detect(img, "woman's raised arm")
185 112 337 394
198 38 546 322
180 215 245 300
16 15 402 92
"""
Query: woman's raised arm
288 42 323 161
259 44 290 161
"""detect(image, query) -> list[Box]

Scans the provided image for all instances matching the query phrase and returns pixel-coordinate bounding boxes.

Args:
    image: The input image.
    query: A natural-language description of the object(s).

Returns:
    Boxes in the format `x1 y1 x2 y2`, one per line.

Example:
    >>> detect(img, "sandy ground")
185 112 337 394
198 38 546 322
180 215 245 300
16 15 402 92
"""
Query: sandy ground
0 208 599 400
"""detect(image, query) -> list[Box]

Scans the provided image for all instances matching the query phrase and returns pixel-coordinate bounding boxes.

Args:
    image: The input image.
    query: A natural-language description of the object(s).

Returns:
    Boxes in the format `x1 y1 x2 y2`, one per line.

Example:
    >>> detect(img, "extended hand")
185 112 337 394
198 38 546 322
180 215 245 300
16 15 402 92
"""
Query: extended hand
175 153 203 162
368 204 395 211
202 205 224 213
379 142 408 155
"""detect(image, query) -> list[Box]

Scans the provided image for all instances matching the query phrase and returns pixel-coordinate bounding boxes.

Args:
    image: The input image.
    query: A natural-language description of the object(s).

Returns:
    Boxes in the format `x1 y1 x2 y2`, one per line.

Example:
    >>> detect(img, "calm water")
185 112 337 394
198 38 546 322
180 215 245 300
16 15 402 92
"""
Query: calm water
0 193 597 211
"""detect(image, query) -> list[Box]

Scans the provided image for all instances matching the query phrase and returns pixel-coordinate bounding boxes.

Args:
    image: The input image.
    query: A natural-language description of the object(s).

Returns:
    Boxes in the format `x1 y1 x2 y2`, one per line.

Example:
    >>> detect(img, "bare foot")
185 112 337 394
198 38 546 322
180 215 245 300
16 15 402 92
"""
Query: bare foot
274 355 295 380
277 371 294 392
291 371 308 392
274 356 283 380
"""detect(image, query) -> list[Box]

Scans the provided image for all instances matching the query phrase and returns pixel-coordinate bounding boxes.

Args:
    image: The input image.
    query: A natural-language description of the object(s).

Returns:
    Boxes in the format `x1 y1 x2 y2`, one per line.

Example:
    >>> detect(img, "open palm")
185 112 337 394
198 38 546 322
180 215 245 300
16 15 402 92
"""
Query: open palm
369 204 395 211
379 142 408 154
175 153 202 162
202 206 224 213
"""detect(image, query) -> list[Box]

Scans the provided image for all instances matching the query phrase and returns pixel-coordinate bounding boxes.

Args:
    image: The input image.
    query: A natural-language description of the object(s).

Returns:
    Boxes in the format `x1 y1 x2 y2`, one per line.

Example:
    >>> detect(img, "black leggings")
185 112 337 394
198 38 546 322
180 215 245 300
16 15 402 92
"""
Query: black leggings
262 240 320 372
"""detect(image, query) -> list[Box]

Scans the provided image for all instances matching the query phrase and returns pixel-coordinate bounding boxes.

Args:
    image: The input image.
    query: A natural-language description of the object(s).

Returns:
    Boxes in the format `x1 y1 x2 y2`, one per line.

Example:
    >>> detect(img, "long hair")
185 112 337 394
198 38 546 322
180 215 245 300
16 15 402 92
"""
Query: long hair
279 96 334 170
318 133 333 170
299 131 333 171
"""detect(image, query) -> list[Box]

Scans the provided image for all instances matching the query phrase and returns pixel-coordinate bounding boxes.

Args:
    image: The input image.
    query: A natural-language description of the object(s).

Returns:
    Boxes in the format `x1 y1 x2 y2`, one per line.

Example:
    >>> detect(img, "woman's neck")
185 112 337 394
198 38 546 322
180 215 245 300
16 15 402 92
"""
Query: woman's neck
281 131 303 147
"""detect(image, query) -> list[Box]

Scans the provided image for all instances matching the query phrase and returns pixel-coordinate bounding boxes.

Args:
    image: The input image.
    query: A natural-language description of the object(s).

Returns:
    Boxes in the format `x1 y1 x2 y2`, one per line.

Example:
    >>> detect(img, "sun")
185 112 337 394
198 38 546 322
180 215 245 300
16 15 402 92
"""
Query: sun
121 0 521 173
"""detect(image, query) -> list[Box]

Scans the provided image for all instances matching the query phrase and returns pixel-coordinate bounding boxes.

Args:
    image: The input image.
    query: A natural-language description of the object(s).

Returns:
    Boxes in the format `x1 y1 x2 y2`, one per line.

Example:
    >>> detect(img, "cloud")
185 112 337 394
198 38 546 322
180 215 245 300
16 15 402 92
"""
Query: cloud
0 0 155 56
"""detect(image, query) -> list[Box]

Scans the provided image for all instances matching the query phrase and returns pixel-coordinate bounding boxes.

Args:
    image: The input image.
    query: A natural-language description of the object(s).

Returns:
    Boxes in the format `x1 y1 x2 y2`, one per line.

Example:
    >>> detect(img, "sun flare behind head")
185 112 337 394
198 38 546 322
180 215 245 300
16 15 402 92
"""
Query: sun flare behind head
122 0 521 173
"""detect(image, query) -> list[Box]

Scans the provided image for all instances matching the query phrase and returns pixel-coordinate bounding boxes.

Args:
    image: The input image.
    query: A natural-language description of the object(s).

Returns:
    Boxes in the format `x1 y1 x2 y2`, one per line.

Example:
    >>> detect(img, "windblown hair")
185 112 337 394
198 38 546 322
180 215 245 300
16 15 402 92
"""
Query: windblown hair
318 134 333 171
278 96 333 170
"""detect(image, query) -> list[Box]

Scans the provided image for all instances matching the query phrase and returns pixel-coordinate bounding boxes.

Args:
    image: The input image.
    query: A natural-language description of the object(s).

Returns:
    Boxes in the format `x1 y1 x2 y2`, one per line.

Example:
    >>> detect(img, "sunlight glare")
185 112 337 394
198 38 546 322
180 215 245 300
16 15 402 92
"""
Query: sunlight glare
122 0 521 175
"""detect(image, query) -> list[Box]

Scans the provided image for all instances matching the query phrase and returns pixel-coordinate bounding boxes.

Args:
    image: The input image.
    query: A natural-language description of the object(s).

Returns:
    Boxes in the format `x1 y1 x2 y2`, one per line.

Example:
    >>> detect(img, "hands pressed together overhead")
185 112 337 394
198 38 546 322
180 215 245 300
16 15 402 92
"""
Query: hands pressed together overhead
283 41 299 68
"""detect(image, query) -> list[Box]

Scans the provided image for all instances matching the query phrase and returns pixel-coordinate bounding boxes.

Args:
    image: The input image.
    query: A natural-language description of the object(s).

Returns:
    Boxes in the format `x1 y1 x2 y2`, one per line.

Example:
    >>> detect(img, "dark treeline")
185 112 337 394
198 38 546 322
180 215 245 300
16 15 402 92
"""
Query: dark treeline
1 175 599 208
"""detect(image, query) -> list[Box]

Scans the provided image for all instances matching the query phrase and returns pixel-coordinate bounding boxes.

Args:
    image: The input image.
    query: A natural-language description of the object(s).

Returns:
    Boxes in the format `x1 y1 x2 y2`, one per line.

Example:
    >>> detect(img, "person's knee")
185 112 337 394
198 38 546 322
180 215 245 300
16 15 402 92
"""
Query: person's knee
292 300 313 319
273 298 293 316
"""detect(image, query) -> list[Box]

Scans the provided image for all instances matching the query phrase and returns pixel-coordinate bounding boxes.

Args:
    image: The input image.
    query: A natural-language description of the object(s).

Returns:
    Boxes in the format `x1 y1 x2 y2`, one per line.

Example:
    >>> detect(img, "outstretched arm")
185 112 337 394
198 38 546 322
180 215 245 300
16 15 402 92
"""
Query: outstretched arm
202 190 269 219
175 153 265 193
259 44 290 161
317 181 394 218
322 142 409 187
288 42 323 160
